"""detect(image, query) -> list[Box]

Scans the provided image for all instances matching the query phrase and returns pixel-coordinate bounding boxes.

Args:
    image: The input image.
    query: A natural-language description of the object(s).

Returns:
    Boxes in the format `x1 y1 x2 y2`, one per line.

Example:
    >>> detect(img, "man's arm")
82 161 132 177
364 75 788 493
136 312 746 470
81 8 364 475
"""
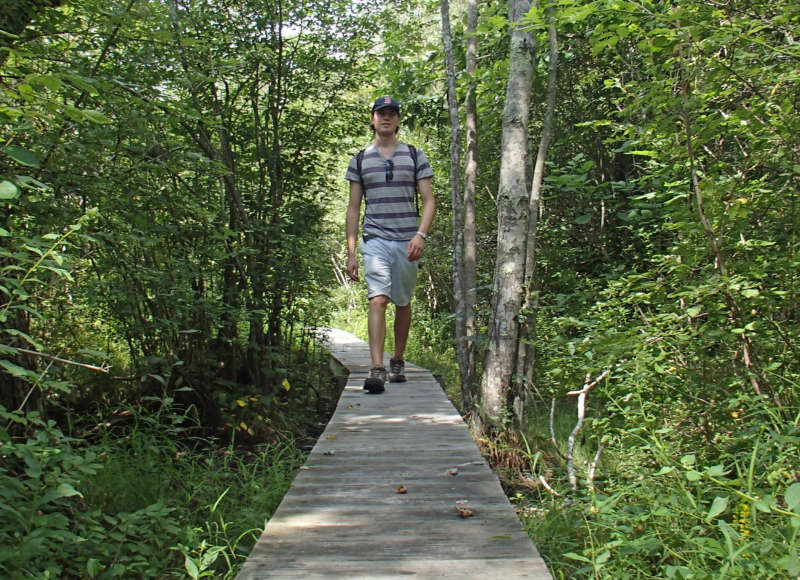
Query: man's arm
408 177 435 262
346 180 363 281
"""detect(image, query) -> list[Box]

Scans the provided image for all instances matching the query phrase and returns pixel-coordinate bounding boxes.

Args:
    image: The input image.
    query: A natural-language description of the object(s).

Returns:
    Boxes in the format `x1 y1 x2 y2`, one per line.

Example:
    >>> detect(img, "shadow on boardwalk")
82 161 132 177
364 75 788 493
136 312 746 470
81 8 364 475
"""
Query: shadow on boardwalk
236 328 552 579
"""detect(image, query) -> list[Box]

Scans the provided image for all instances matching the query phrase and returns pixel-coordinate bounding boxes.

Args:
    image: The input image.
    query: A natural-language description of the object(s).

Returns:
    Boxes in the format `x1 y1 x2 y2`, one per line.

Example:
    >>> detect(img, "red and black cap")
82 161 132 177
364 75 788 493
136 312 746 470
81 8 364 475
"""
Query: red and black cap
371 96 400 113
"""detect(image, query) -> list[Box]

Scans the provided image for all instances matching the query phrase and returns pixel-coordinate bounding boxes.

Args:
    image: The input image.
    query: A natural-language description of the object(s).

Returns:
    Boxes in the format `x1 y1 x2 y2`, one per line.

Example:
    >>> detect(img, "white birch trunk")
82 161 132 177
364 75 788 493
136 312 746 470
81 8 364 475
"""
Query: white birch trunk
440 0 468 413
478 0 535 429
515 10 558 423
462 0 479 411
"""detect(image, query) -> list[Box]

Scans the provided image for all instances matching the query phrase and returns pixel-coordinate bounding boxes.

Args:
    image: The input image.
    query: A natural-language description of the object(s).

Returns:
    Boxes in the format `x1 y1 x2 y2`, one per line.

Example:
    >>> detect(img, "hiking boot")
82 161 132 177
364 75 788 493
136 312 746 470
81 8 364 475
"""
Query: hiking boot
389 357 407 383
364 366 386 394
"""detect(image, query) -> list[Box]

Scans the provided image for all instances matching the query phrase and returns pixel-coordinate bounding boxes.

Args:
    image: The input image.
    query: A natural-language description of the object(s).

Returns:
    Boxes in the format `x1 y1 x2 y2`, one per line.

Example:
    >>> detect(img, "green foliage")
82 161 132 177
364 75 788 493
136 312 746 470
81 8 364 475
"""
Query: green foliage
0 392 309 579
524 408 800 579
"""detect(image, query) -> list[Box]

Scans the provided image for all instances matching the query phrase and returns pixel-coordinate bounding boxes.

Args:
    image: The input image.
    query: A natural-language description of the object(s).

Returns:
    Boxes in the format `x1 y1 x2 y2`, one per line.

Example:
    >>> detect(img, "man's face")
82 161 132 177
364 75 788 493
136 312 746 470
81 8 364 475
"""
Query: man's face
372 107 399 134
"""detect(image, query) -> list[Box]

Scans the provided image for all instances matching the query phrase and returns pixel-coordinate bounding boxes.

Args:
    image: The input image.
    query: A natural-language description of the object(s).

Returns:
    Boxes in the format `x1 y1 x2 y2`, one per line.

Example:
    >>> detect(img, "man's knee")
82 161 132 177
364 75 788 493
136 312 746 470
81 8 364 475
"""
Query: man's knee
369 295 390 310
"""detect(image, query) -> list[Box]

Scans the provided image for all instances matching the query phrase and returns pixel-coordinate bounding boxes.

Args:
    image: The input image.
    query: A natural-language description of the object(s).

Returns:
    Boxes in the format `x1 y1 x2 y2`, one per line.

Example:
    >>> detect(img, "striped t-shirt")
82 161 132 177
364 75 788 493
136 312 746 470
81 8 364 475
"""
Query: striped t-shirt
345 142 434 241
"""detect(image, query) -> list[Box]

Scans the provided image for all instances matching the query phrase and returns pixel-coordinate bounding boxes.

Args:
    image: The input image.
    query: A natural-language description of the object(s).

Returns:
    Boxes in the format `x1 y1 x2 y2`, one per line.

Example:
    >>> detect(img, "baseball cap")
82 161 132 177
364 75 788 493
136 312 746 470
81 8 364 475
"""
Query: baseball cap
372 96 400 113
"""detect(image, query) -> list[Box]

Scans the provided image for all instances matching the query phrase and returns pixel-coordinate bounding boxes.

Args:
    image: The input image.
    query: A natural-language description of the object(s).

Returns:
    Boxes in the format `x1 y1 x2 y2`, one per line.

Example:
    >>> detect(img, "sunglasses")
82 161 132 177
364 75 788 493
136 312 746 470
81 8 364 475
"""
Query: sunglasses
384 159 394 182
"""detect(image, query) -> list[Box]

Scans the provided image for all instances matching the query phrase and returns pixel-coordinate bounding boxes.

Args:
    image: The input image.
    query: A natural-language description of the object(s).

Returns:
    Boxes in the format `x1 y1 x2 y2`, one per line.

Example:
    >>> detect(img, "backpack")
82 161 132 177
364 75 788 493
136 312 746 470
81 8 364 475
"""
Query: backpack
356 144 420 215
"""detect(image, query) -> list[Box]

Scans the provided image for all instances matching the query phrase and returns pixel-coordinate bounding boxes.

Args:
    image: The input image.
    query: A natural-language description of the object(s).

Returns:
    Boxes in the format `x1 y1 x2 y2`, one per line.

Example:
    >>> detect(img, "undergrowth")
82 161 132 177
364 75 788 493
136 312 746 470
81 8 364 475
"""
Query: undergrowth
0 349 341 579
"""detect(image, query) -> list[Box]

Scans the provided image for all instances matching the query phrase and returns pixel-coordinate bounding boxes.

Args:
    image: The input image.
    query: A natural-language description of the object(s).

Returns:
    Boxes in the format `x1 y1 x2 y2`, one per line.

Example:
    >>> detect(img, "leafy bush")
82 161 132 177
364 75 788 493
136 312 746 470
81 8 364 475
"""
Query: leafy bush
0 398 308 579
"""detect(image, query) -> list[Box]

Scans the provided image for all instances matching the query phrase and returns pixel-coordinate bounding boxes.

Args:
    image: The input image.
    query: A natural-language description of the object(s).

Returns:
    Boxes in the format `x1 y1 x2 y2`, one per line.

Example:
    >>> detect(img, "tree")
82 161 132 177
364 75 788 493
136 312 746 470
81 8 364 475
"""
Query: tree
478 0 535 431
514 6 557 422
461 0 479 414
440 0 472 414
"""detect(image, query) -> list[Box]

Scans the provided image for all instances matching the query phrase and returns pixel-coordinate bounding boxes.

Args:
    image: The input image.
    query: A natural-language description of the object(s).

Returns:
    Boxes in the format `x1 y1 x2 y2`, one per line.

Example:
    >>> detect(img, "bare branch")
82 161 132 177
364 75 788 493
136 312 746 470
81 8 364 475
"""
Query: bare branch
538 474 562 497
11 347 111 373
566 370 609 489
587 443 605 490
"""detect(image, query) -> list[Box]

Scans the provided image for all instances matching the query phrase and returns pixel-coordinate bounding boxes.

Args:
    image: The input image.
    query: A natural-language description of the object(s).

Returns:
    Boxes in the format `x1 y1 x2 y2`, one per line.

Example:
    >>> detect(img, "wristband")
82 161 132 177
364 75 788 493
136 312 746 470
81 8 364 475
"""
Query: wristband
416 231 428 240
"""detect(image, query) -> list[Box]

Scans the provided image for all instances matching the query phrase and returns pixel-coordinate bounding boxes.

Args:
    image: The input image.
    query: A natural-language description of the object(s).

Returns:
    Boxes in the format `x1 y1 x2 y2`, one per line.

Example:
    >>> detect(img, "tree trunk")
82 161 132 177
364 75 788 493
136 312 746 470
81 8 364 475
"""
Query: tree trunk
440 0 469 413
461 0 479 416
514 9 558 425
478 0 535 431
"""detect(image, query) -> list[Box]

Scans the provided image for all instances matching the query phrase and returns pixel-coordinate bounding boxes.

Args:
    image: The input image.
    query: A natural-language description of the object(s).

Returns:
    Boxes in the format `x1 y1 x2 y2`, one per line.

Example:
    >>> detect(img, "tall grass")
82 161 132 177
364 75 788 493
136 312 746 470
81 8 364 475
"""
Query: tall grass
0 395 308 579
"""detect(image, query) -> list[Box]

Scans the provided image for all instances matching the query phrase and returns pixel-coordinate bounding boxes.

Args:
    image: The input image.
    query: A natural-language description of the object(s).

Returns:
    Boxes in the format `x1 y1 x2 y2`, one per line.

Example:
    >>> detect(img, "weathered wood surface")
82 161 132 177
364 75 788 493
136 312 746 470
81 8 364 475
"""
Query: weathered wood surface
236 328 552 579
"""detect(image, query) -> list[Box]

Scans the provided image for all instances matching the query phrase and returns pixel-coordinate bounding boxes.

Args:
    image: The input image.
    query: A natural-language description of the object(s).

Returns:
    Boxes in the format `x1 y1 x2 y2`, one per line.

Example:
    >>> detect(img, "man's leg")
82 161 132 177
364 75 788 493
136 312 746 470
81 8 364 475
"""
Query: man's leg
368 295 390 367
389 303 411 383
393 303 411 359
364 295 390 393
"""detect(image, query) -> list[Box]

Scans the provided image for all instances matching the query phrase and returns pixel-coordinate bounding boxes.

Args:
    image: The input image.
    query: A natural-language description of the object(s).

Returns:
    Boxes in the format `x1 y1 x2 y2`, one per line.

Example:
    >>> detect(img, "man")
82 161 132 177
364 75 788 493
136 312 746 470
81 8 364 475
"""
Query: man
345 96 435 394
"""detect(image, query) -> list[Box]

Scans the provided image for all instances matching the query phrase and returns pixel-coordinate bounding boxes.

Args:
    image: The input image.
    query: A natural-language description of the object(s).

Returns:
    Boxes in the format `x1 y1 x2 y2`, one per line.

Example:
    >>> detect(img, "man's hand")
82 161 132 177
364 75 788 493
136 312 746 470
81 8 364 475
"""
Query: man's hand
346 255 359 281
407 234 425 262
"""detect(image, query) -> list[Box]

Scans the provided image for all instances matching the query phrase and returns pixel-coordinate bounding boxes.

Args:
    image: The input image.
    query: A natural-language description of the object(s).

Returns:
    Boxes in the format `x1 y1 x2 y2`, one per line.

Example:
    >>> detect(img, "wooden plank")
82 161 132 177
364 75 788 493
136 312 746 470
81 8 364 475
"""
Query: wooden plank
236 329 551 579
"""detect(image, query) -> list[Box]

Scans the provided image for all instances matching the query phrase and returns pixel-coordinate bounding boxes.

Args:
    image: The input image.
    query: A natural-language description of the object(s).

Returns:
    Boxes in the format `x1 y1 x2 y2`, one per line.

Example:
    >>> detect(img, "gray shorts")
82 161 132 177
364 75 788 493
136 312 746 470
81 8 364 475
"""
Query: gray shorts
361 237 418 306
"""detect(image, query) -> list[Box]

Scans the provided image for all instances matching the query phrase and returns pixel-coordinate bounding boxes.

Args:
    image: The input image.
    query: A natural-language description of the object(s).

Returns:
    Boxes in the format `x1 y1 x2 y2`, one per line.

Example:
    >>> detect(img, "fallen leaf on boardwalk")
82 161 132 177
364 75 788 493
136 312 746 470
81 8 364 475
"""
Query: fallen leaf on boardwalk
395 485 408 494
456 506 474 518
446 468 459 476
326 435 337 439
323 450 335 456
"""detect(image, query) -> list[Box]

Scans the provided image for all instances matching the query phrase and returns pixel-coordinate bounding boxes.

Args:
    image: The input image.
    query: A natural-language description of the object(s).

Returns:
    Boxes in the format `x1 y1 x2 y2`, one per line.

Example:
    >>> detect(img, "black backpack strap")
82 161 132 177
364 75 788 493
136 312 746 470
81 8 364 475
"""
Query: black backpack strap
356 148 367 206
408 144 420 216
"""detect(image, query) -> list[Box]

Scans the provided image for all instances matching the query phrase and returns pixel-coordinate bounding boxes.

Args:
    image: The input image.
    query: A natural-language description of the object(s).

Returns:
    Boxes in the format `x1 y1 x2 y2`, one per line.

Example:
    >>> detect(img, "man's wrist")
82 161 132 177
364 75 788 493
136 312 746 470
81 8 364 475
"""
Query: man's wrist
415 231 428 240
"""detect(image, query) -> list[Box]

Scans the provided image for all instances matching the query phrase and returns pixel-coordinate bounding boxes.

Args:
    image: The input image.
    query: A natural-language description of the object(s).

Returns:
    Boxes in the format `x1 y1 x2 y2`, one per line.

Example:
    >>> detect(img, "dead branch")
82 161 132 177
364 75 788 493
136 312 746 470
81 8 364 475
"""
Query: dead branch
566 370 610 489
11 347 111 373
538 474 562 497
587 443 605 490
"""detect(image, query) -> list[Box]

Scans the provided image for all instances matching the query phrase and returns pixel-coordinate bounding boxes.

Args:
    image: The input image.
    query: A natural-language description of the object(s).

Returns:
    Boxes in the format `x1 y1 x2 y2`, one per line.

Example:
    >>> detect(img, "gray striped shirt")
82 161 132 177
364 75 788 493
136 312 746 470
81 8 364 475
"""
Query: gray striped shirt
346 142 433 241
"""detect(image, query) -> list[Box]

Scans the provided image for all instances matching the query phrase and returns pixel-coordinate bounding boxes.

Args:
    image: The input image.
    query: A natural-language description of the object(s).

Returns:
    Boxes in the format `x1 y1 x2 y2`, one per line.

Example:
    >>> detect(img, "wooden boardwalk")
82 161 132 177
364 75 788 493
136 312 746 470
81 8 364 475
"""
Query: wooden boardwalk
236 329 552 579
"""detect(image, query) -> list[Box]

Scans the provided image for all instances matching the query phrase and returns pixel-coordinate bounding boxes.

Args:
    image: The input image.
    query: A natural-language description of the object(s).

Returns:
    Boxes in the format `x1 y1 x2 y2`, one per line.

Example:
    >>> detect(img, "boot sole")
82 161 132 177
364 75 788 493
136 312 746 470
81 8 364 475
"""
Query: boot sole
364 378 385 394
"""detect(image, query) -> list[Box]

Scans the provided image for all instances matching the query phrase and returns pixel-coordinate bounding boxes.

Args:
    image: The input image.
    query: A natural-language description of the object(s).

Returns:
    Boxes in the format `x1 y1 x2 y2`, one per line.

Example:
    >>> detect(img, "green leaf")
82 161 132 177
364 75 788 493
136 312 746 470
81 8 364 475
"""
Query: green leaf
705 496 729 522
2 145 41 168
87 557 102 578
574 214 592 225
0 359 39 381
41 482 83 506
777 549 800 576
785 483 800 512
754 494 777 513
563 552 593 563
26 73 63 92
199 546 224 569
62 73 98 96
82 109 112 124
184 555 200 580
655 466 675 475
0 180 18 199
705 464 728 477
684 469 702 482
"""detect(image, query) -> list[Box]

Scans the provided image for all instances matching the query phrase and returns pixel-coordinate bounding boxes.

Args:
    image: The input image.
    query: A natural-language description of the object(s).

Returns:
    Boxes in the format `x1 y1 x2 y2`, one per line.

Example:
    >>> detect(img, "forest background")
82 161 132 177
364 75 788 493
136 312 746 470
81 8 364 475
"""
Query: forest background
1 0 798 578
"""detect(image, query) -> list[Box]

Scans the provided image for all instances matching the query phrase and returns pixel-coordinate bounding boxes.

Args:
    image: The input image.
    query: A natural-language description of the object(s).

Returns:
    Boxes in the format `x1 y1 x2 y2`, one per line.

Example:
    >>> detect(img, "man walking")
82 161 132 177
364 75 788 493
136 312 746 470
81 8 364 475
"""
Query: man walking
345 96 435 394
